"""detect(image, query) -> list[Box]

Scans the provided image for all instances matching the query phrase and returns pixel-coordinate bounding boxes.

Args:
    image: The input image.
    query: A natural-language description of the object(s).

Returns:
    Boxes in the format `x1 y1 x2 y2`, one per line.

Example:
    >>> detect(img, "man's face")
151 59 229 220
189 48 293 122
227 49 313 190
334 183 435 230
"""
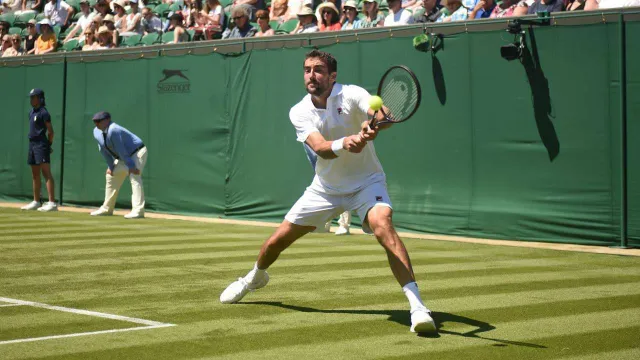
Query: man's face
80 3 89 13
304 57 336 97
94 118 109 131
423 0 436 8
2 35 10 48
143 9 152 20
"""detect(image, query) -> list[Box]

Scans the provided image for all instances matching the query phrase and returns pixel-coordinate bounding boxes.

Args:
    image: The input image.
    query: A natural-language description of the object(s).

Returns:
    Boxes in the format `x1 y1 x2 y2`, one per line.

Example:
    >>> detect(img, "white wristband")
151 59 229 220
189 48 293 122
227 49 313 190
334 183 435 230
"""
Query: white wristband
331 138 346 156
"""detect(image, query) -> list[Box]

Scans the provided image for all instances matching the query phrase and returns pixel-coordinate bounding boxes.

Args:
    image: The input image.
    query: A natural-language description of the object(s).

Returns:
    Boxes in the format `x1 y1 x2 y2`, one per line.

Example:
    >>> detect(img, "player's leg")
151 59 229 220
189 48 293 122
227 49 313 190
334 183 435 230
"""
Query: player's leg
220 188 341 304
219 221 314 304
353 183 436 334
37 162 57 212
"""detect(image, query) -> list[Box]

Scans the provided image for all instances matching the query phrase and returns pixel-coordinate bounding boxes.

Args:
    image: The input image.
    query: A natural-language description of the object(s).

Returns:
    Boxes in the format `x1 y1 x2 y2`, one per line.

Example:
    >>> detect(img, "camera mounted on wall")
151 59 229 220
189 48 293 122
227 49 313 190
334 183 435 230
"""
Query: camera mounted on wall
500 12 551 61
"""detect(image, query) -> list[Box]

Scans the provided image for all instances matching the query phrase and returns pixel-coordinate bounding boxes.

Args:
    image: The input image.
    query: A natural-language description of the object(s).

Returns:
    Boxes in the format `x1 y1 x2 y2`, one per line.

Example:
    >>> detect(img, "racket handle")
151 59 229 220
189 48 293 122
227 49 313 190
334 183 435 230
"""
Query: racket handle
369 110 378 128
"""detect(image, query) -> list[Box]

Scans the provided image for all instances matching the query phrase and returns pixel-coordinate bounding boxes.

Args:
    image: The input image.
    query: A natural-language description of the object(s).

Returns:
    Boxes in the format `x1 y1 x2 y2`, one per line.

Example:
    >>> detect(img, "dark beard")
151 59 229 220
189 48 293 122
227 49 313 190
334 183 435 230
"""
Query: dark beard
306 82 325 96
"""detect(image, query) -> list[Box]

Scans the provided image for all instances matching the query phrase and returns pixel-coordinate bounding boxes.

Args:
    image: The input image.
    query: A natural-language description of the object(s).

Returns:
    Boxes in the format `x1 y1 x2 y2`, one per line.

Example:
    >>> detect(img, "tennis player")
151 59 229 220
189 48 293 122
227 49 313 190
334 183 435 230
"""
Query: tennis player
220 50 436 334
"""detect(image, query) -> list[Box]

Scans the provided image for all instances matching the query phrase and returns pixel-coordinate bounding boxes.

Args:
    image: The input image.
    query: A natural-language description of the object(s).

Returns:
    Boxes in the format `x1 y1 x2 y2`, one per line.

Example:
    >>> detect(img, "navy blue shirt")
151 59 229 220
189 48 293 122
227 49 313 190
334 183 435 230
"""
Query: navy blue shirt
28 107 51 142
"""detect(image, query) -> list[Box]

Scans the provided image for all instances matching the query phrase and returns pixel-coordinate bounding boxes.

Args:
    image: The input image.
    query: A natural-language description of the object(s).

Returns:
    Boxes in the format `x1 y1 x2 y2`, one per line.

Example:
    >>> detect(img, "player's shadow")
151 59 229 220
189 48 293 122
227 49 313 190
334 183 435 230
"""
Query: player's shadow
244 301 545 348
520 27 560 162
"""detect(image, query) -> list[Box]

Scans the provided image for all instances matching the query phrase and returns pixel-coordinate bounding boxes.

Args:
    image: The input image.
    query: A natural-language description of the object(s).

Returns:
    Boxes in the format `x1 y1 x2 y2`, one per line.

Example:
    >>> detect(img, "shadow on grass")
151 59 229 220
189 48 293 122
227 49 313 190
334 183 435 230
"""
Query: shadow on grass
244 301 546 349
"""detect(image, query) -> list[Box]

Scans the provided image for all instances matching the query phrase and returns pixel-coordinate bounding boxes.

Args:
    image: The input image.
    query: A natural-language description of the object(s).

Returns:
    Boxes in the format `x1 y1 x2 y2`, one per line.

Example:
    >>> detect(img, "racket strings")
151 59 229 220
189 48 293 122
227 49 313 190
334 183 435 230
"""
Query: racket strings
380 71 419 122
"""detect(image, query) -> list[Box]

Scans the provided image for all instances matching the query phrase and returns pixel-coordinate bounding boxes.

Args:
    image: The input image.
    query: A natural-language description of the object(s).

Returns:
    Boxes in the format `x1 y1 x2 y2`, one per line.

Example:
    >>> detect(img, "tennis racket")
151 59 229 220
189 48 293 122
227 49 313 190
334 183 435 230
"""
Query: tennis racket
369 65 421 128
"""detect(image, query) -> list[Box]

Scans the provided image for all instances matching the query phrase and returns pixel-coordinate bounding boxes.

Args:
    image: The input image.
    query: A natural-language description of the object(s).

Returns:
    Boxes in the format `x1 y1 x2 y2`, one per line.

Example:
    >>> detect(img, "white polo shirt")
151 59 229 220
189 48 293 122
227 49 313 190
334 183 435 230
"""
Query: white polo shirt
44 0 73 27
290 83 386 195
384 9 414 26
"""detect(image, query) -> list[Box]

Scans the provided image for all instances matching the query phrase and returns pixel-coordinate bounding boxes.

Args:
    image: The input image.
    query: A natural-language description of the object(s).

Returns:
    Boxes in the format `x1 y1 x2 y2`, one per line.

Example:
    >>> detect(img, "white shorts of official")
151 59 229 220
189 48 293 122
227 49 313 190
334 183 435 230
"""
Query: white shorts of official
284 181 392 234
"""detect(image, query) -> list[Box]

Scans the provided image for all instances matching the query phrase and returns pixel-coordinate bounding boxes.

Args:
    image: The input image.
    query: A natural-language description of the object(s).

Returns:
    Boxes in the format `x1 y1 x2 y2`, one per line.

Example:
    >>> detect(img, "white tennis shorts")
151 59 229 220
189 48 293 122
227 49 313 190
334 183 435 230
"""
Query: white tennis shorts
284 181 392 233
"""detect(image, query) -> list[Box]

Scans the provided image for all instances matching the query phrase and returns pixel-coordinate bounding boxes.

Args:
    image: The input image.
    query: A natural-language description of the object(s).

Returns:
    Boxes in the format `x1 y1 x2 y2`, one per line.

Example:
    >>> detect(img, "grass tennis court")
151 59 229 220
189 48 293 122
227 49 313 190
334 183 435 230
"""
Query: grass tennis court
1 207 639 360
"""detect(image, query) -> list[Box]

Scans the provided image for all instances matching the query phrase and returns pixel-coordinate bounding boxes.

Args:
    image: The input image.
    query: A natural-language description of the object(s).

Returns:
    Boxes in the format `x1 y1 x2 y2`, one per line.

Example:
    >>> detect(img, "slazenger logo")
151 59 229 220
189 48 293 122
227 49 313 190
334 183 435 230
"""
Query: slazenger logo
157 69 190 94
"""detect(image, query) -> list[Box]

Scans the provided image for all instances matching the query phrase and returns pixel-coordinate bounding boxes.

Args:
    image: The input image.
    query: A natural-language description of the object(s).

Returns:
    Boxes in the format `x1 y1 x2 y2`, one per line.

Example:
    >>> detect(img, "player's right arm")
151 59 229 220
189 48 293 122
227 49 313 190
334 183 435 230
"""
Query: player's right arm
290 104 366 159
305 132 367 159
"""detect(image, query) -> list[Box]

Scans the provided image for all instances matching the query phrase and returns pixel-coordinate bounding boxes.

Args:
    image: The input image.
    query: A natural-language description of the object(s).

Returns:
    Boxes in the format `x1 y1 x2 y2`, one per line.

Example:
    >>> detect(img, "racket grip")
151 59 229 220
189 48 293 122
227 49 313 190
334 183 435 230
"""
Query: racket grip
369 110 378 128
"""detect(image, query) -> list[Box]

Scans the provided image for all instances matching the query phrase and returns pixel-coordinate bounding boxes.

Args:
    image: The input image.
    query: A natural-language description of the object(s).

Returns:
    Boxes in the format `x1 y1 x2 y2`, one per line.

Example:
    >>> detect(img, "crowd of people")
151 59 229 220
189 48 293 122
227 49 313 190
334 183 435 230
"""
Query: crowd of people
1 0 639 56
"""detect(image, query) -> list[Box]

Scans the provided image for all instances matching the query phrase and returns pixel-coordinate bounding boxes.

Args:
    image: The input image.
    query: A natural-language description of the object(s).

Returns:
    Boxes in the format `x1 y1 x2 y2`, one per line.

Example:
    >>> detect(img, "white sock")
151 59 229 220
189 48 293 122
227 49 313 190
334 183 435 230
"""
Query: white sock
402 282 428 313
244 262 266 284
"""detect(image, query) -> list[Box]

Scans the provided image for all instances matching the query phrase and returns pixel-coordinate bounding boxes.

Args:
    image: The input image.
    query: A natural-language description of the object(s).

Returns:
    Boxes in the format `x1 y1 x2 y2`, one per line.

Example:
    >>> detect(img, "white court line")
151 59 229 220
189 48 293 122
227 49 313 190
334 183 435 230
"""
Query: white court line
0 297 174 326
0 297 176 345
0 324 175 345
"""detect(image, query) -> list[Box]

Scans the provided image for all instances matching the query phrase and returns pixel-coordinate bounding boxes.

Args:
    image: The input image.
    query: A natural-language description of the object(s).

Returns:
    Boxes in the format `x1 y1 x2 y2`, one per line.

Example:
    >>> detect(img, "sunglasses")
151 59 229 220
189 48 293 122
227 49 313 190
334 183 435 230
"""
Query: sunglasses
232 16 244 20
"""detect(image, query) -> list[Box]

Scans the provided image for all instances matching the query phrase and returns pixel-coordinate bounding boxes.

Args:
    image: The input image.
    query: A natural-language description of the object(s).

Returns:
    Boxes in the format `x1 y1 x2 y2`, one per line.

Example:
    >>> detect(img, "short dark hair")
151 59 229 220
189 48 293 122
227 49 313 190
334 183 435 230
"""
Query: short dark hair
304 50 337 74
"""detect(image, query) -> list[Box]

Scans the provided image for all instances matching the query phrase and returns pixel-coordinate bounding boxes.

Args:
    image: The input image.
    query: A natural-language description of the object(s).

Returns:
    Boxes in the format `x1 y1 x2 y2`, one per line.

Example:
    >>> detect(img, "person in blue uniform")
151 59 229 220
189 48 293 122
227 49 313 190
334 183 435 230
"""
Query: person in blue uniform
90 111 148 219
21 88 58 212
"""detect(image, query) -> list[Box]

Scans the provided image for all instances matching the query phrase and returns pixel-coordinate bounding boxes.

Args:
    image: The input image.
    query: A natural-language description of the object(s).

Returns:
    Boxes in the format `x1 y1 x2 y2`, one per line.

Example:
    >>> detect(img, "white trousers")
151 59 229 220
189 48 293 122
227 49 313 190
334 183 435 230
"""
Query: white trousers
100 147 148 215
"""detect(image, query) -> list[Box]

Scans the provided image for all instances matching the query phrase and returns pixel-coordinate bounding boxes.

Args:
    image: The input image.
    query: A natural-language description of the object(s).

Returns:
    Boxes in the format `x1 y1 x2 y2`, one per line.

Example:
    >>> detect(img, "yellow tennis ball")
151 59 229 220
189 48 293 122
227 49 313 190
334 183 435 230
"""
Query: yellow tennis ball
369 96 383 111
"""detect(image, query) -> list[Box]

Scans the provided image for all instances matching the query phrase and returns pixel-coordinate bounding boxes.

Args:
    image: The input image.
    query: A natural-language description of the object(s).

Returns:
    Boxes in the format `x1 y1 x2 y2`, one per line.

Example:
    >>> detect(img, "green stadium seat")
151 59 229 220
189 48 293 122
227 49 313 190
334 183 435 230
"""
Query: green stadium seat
269 20 279 30
121 34 142 47
168 3 181 12
53 25 61 38
0 13 16 26
153 3 170 18
140 32 160 45
276 19 298 34
250 22 258 29
13 12 36 29
35 13 46 22
146 4 156 12
187 29 195 41
220 0 233 7
21 28 29 37
9 27 22 35
61 39 79 52
161 30 174 43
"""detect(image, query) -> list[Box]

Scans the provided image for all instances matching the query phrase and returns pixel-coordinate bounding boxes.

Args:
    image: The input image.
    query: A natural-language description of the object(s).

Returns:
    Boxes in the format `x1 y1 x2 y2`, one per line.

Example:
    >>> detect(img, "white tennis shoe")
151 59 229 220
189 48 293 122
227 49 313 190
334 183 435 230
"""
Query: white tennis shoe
37 202 58 212
410 308 437 334
21 201 40 210
90 208 112 216
220 270 269 304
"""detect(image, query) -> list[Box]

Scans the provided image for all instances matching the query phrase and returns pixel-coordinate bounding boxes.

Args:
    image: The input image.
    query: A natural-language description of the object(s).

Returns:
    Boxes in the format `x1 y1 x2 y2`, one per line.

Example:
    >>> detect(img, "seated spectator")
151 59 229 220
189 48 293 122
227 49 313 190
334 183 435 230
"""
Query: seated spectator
112 0 127 31
292 5 318 33
436 0 469 22
318 2 341 31
270 0 289 24
192 0 224 40
95 25 114 49
102 14 120 46
168 13 190 43
141 7 163 35
225 0 265 22
470 0 497 18
90 14 103 33
93 0 113 17
490 0 528 17
44 0 75 30
385 0 415 26
35 19 57 54
527 0 563 13
584 0 640 9
81 28 97 50
414 0 443 23
24 19 38 54
341 1 361 29
1 34 10 54
63 0 94 43
254 9 274 36
222 5 257 39
2 33 22 56
120 0 143 37
361 0 385 27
